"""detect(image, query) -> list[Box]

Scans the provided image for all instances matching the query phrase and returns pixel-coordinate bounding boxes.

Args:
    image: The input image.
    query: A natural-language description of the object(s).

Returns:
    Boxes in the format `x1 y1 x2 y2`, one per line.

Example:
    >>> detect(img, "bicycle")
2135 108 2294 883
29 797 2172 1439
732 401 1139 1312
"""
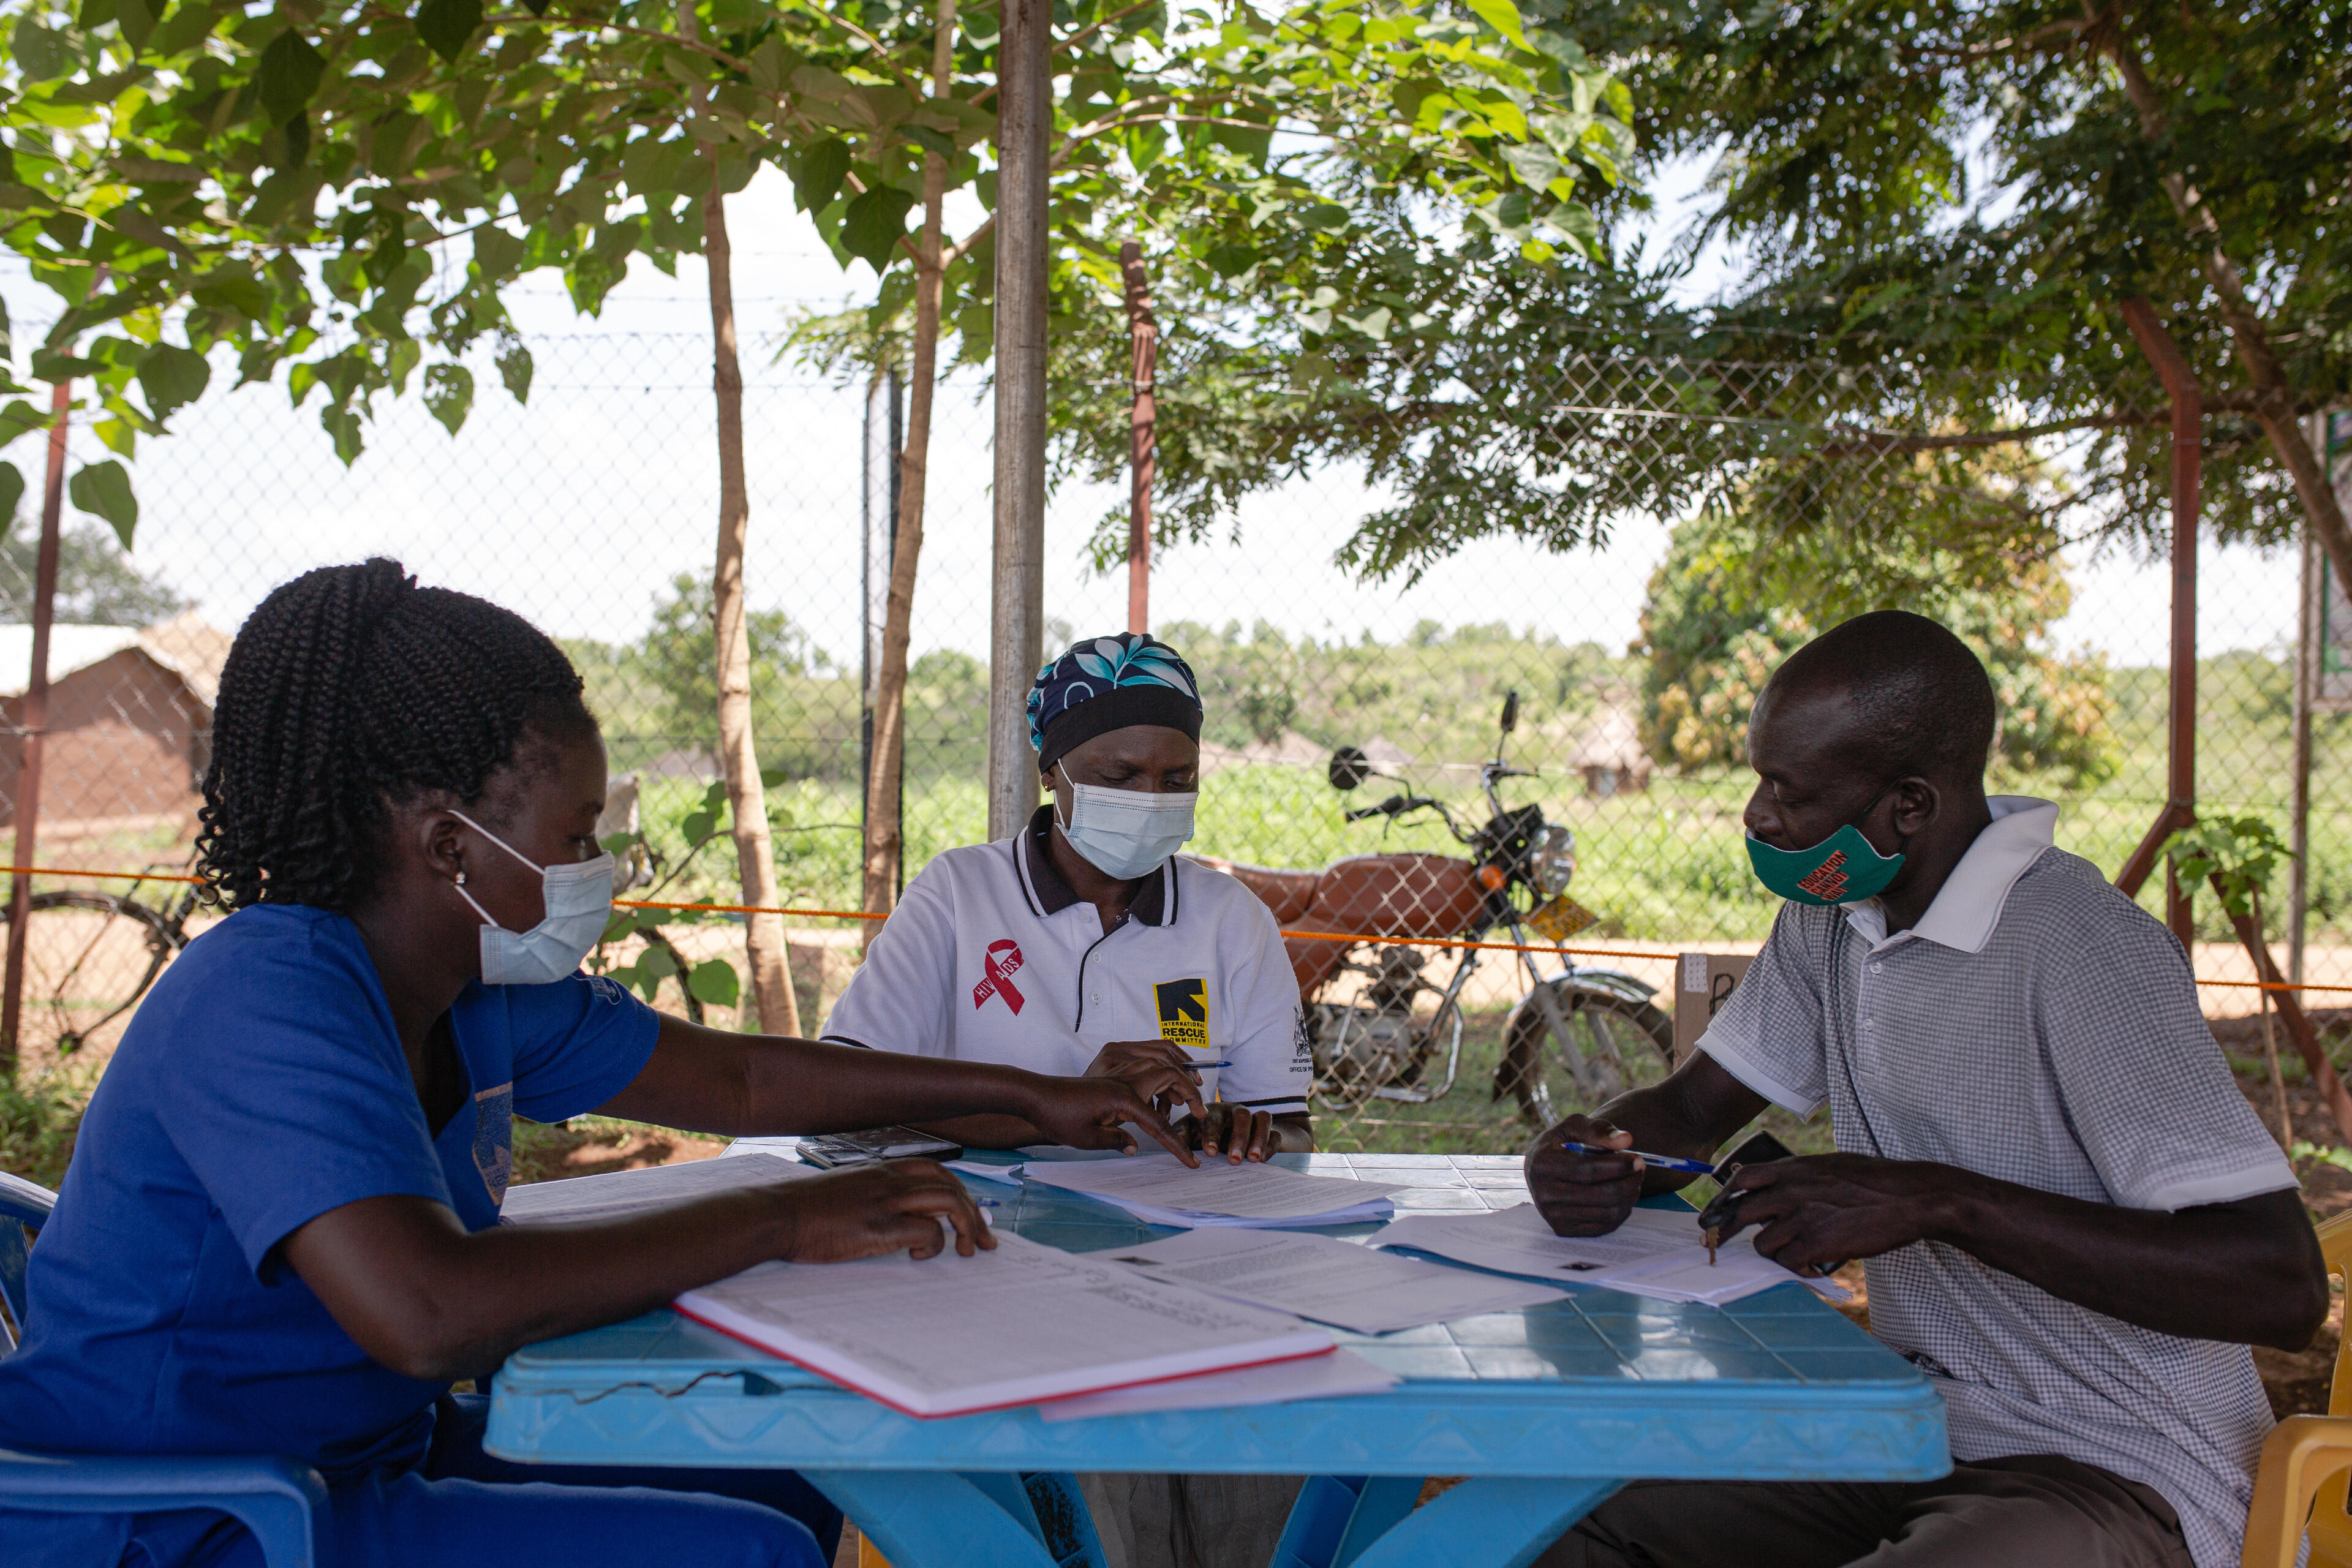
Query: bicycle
0 865 207 1063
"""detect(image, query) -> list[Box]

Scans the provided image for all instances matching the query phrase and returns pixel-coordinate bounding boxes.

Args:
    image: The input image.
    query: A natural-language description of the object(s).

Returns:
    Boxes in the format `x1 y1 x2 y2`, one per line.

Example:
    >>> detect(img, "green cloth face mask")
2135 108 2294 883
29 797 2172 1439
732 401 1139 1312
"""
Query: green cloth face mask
1745 793 1906 907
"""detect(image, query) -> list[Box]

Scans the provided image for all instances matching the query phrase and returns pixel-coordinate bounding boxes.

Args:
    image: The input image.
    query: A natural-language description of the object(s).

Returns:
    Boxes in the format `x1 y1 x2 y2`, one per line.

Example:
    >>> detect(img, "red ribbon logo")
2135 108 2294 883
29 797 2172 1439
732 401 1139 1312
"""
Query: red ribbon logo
973 939 1027 1014
1797 848 1850 901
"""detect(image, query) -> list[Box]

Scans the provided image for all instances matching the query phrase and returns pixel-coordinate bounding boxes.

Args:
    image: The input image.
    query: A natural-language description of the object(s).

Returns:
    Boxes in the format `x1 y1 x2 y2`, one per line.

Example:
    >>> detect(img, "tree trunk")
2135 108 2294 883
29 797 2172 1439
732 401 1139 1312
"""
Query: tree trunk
861 0 957 915
687 0 799 1037
988 0 1050 840
2101 21 2352 600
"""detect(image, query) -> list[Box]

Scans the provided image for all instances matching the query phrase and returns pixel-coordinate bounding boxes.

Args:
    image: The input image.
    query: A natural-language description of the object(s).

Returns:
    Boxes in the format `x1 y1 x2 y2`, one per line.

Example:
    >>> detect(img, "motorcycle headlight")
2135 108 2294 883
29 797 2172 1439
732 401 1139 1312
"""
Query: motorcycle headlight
1529 824 1575 896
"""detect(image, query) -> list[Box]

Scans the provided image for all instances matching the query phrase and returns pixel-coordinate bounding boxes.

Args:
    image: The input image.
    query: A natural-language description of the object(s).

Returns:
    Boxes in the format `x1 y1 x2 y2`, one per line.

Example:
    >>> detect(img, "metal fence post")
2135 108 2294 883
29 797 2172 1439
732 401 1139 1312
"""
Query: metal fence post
987 0 1049 840
1 380 69 1074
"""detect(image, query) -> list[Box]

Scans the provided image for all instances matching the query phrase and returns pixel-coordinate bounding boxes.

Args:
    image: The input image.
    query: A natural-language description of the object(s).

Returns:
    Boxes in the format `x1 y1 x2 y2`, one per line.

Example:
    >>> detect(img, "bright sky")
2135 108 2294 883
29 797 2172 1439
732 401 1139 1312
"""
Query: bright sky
0 157 2305 669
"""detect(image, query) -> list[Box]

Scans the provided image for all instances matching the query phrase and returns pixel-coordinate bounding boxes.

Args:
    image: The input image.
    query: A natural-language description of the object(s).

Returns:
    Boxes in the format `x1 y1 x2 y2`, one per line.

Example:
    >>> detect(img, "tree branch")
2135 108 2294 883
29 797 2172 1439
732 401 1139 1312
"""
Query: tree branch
1893 16 2095 64
2092 2 2352 600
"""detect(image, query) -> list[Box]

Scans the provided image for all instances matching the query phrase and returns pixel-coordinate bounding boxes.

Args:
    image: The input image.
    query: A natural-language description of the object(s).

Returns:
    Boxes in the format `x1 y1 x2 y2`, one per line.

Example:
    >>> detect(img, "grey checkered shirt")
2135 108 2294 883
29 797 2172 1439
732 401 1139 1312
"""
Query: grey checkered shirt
1701 797 2298 1568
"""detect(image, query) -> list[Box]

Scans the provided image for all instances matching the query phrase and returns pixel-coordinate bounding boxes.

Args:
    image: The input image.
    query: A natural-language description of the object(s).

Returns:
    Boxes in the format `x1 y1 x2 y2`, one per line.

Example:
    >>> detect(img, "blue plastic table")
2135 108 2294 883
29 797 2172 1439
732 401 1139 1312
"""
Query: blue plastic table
486 1149 1949 1568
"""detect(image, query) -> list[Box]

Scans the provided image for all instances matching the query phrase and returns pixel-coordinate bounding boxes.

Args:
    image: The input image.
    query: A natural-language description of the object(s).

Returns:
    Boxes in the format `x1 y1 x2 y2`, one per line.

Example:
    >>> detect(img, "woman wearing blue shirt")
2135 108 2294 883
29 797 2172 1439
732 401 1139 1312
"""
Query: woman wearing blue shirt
0 560 1200 1568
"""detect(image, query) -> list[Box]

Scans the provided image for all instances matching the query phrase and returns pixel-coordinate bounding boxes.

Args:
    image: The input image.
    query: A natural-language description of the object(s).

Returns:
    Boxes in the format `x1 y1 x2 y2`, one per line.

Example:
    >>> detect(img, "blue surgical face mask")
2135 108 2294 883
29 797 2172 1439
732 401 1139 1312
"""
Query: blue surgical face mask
1054 771 1197 881
449 810 616 985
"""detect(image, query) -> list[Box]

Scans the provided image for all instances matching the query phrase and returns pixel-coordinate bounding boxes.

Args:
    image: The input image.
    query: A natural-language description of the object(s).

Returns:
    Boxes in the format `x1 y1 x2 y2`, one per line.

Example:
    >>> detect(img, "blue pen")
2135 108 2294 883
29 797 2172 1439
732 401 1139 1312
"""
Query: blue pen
1561 1141 1717 1175
1185 1060 1235 1071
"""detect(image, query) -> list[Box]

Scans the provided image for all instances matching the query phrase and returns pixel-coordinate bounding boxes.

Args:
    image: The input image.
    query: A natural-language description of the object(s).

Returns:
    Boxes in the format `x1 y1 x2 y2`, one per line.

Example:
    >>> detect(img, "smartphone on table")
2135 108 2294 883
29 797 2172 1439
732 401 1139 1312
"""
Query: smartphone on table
797 1126 965 1169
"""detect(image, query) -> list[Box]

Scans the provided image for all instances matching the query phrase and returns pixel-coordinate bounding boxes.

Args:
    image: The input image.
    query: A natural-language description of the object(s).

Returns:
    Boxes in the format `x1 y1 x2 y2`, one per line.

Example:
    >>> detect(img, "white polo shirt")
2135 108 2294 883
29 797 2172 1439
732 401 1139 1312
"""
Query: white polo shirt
1701 795 2296 1568
822 807 1311 1118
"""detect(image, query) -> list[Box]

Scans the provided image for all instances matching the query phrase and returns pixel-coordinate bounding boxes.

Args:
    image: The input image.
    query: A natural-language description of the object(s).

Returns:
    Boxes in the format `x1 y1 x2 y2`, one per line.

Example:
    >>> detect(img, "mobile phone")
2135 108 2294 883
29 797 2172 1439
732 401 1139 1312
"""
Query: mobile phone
797 1127 966 1169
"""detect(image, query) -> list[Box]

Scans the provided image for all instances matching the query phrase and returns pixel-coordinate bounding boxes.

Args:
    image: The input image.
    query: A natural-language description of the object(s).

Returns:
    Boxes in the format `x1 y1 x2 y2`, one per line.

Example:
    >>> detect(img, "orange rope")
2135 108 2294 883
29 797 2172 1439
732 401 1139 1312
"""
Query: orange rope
615 897 881 919
4 862 2349 993
0 865 201 883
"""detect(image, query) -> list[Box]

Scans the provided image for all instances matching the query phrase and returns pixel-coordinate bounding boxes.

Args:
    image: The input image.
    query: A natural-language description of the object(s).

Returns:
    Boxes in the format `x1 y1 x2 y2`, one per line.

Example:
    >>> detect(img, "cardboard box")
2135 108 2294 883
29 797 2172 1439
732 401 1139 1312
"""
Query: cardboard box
1674 952 1754 1061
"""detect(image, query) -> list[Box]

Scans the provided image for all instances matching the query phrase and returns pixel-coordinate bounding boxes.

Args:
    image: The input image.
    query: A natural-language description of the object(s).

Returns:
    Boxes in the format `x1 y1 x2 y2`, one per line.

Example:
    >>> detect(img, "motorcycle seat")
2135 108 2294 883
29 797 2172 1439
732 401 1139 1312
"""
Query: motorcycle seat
1191 856 1322 925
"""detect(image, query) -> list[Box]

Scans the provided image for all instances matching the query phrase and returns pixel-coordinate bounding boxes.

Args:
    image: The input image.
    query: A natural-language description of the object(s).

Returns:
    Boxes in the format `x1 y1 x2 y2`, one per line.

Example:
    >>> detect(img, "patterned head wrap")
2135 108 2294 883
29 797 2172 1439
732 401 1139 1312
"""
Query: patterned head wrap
1027 633 1203 775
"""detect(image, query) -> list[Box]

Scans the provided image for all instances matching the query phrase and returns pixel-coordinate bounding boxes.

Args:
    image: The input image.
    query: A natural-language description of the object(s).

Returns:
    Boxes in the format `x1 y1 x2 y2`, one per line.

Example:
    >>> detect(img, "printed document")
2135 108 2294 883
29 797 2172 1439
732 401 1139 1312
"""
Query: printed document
500 1153 812 1225
676 1229 1333 1417
1037 1346 1396 1422
1090 1227 1565 1333
1374 1204 1839 1306
1017 1153 1402 1227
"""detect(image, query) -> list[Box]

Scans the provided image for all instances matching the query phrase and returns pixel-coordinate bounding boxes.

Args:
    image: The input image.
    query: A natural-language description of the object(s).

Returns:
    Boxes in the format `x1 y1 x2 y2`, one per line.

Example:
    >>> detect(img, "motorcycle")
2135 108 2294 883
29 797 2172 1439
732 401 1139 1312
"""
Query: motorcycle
1198 692 1673 1128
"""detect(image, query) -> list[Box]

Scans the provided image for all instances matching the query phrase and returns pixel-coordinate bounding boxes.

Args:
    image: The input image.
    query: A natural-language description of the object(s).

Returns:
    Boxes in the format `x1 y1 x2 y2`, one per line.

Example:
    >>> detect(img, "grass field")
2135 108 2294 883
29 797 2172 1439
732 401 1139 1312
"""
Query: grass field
640 745 2352 956
6 647 2351 1178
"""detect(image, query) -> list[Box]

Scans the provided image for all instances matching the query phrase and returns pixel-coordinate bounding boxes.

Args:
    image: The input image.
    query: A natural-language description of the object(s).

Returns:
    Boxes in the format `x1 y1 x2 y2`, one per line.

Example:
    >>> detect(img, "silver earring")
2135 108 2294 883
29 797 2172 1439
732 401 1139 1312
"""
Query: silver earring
454 870 467 886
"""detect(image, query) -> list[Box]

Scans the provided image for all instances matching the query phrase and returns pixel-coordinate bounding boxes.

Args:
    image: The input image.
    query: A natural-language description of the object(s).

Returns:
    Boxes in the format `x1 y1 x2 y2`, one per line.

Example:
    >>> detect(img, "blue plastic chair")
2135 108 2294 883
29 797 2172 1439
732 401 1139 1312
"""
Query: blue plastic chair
0 1170 332 1568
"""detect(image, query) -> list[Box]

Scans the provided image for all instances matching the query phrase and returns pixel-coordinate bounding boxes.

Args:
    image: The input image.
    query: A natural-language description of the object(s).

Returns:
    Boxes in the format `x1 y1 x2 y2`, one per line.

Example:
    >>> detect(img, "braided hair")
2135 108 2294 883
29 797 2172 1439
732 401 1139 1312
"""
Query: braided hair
195 559 595 911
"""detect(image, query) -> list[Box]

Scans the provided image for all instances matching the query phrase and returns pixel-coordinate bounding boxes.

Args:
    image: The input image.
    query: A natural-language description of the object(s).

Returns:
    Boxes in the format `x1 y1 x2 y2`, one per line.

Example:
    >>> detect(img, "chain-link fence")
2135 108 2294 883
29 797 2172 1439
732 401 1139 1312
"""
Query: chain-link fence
0 328 2341 1159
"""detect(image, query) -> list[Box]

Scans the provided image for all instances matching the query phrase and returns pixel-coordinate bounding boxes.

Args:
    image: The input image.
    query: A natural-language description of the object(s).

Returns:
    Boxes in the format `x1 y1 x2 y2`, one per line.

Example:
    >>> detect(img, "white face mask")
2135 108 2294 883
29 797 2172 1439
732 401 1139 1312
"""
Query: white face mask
1054 774 1197 881
448 810 616 986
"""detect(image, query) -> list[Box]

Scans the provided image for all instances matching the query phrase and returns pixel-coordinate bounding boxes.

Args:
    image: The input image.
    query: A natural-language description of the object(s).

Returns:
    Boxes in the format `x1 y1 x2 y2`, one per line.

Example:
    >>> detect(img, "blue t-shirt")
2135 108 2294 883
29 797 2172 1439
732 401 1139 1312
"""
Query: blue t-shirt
0 902 659 1481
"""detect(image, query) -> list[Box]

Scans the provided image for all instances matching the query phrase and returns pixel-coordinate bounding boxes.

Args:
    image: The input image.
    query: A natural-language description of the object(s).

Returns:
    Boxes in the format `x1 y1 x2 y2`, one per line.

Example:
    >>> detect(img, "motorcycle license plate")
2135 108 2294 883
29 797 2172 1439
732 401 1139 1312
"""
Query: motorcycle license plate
1528 894 1599 944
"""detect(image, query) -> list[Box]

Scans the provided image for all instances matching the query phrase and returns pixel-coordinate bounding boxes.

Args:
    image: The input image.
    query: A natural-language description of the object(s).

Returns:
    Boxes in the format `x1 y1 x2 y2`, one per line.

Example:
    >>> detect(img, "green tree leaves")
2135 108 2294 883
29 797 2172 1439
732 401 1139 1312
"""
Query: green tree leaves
67 459 137 551
134 344 209 423
1636 502 2115 786
10 18 73 81
787 138 852 214
2163 817 2293 919
413 0 484 63
423 363 473 435
841 185 916 273
255 28 325 127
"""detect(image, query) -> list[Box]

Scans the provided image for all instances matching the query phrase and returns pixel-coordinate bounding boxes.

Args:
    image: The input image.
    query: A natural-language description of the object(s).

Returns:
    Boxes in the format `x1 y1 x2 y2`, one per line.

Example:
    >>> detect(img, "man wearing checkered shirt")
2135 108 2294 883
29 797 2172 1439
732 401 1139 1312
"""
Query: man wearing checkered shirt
1530 611 2328 1568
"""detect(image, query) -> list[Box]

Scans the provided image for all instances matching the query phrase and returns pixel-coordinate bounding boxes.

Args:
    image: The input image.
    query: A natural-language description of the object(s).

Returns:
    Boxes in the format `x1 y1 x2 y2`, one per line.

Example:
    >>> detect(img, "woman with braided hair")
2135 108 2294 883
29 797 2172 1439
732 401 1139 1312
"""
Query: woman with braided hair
0 560 1207 1568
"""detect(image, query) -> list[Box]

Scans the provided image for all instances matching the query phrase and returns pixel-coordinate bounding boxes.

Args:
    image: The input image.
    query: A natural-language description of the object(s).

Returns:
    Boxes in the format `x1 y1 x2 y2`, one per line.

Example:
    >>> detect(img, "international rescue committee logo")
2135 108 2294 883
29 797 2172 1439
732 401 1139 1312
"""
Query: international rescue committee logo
1155 978 1210 1054
1797 849 1850 901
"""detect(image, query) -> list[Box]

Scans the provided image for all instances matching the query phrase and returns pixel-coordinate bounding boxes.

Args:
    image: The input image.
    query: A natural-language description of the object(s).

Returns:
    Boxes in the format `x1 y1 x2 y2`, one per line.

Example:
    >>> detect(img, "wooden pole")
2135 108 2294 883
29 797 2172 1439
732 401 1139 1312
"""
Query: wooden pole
2293 484 2317 988
2214 872 2352 1144
987 0 1050 839
1 380 70 1074
2113 298 2201 953
1120 240 1157 636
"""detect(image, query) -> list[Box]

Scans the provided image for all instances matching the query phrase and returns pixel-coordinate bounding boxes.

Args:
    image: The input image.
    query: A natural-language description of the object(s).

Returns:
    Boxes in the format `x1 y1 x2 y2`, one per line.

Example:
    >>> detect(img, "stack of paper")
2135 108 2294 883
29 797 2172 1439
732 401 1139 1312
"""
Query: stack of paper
1036 1346 1396 1422
677 1230 1335 1417
1090 1227 1565 1333
1374 1203 1845 1306
1012 1153 1403 1229
500 1153 812 1224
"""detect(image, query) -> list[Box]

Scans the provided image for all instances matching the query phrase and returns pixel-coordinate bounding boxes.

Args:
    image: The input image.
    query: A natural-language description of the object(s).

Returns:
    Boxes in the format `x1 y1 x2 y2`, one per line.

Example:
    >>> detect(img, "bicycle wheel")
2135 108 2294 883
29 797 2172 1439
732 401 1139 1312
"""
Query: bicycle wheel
1501 981 1675 1129
0 891 178 1063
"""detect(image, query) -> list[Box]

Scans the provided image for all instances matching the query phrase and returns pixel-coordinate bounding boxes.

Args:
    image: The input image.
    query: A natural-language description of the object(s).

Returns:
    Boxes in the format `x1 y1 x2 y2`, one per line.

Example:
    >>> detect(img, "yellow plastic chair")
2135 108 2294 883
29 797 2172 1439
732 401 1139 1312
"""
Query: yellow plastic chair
2244 1210 2352 1568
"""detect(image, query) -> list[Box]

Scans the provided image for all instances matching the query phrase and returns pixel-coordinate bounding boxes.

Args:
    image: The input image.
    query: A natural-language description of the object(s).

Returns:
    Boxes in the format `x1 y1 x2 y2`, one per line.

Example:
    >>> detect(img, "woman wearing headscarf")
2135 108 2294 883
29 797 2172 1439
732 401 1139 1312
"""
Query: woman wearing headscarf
822 631 1313 1161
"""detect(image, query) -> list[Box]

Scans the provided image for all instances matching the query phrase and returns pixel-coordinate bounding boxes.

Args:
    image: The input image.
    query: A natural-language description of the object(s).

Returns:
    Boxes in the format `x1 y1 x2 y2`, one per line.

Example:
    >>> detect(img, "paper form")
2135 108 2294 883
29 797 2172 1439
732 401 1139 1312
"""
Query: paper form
499 1153 812 1225
676 1229 1333 1417
1016 1153 1403 1224
1090 1227 1566 1333
1373 1204 1834 1306
1036 1346 1396 1422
